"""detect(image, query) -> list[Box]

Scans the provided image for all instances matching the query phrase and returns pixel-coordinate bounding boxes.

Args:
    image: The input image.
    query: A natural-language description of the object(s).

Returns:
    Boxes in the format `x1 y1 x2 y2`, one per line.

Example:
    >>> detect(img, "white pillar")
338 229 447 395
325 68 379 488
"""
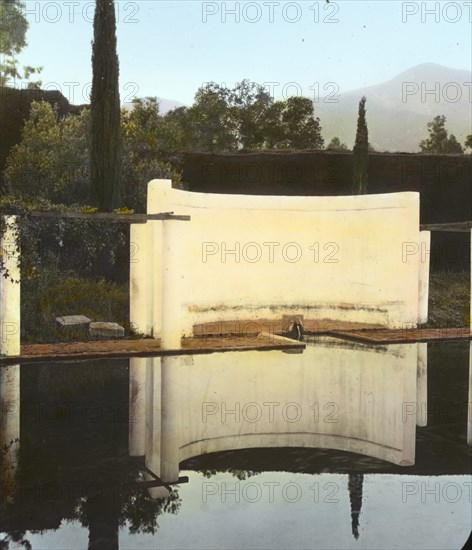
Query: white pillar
129 358 148 456
1 216 20 357
418 230 431 324
130 222 154 337
148 180 171 339
416 343 428 427
161 220 182 350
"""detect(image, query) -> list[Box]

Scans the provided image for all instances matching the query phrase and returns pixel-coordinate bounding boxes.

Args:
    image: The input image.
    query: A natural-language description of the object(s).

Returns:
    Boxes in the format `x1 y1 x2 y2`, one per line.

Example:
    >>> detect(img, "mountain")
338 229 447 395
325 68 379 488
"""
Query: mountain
315 63 472 152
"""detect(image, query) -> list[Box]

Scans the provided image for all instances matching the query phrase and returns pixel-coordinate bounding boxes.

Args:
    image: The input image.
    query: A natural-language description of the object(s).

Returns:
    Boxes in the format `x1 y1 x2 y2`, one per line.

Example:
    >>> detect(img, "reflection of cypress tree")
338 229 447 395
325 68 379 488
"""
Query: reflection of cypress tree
348 474 364 540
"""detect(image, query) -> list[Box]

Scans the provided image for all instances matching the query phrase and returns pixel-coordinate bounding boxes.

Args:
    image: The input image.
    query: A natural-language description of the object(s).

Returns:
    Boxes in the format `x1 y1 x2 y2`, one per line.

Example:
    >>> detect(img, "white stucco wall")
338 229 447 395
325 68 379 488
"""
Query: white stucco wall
131 180 425 338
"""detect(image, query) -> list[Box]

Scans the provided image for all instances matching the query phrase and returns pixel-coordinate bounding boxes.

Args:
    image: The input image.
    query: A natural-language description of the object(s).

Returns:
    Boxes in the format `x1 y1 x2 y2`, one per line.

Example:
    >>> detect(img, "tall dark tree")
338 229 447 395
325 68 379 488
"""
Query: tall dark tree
352 96 369 194
91 0 122 211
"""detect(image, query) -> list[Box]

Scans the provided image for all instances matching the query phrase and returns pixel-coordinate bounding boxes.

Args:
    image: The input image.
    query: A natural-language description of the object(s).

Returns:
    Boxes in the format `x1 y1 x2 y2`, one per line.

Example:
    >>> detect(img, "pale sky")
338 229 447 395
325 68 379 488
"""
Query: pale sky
16 0 472 106
22 473 472 549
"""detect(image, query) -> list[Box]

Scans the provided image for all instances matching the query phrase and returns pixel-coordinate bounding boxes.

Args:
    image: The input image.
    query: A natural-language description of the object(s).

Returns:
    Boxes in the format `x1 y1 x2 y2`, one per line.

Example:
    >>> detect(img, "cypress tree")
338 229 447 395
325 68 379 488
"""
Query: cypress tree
352 96 368 195
91 0 122 211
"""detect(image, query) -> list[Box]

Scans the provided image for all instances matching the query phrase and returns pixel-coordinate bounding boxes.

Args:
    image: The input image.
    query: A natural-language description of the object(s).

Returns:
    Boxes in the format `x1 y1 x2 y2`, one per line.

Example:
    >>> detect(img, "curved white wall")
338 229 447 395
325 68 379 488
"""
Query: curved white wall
131 180 426 338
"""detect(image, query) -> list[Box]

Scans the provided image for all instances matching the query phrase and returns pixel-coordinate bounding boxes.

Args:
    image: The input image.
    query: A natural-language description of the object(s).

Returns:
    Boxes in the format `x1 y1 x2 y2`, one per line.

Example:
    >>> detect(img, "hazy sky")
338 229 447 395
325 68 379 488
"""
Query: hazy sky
17 0 472 105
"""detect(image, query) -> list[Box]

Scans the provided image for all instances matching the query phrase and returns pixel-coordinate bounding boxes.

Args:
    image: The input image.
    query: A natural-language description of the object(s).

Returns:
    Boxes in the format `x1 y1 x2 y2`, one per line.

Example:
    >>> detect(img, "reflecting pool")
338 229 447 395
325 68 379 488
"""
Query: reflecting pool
1 339 471 549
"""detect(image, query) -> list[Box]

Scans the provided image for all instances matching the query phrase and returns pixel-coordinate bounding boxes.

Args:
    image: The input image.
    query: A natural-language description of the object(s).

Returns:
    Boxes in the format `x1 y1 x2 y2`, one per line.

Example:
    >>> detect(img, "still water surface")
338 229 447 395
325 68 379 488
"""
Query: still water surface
1 338 471 549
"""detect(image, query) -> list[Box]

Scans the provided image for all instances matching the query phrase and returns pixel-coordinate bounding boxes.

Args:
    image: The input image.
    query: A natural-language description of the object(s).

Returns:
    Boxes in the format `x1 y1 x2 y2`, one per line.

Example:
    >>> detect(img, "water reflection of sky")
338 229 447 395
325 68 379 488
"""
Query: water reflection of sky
22 473 472 549
1 340 471 548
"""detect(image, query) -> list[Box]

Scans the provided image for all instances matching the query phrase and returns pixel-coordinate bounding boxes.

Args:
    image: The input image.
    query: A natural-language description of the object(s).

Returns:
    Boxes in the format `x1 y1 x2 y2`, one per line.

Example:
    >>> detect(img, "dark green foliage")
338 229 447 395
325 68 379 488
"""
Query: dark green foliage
91 0 122 211
465 134 472 152
327 137 349 152
426 271 470 328
172 80 324 152
419 115 465 154
352 96 368 194
4 101 92 203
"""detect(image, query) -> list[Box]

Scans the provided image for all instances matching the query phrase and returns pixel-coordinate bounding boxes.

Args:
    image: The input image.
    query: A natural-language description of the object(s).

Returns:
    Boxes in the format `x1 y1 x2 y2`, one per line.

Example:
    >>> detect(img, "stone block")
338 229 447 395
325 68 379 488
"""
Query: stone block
89 322 125 339
56 315 91 327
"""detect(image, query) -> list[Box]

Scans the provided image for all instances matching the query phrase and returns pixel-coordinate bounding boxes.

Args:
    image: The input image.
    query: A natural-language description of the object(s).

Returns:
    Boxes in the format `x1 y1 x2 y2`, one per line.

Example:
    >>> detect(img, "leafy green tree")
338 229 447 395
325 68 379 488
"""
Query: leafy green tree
352 96 369 194
186 83 238 151
279 96 324 149
260 97 324 150
327 137 349 151
0 0 41 86
4 101 91 203
4 98 179 212
91 0 122 211
262 100 285 148
465 134 472 153
121 98 182 211
229 80 272 149
160 106 194 151
419 115 464 154
154 81 324 152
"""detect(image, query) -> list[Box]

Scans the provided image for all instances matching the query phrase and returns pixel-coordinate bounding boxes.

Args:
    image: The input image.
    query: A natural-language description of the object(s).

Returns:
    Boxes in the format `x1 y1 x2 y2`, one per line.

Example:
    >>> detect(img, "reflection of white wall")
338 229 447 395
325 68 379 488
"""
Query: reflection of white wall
131 180 426 338
132 342 419 482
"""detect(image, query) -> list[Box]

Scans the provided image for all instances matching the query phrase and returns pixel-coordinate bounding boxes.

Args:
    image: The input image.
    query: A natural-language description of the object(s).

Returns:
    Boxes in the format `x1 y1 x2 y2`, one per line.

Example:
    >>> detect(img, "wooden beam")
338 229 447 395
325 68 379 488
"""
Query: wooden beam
0 210 191 223
420 221 472 232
